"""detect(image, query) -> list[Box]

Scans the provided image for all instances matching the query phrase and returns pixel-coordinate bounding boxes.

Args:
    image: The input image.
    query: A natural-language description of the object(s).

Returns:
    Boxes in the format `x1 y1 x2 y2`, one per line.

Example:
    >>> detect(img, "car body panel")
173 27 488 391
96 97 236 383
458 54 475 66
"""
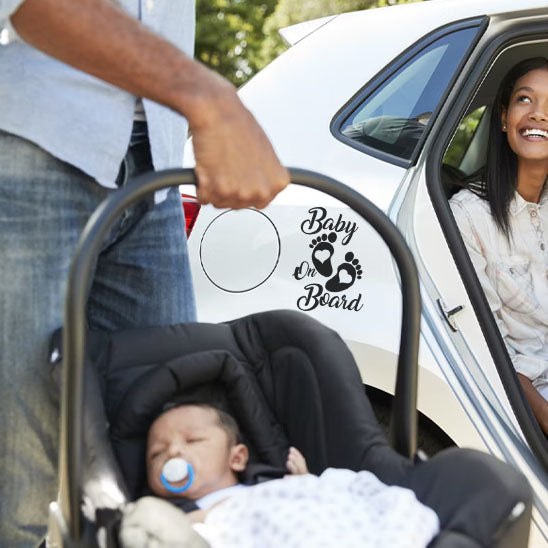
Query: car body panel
183 1 548 543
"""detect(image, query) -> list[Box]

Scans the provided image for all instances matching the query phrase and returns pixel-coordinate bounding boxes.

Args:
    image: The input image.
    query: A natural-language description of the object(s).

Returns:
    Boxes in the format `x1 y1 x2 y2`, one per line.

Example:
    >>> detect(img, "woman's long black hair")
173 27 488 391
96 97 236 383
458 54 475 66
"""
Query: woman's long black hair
485 57 548 238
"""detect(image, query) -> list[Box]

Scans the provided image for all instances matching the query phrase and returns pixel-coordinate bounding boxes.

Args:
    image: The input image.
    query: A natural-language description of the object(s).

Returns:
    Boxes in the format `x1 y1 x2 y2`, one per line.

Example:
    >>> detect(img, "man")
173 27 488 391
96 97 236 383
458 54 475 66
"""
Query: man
0 1 289 545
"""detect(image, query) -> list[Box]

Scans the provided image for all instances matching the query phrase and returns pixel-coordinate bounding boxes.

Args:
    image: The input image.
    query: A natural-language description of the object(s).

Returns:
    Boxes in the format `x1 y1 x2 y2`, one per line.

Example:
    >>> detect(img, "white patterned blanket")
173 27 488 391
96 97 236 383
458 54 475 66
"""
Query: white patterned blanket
194 468 440 548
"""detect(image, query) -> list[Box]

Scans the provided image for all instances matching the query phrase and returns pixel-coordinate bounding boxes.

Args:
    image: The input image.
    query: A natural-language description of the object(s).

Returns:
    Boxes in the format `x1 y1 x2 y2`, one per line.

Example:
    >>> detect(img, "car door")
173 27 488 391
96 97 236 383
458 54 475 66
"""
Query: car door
400 6 548 544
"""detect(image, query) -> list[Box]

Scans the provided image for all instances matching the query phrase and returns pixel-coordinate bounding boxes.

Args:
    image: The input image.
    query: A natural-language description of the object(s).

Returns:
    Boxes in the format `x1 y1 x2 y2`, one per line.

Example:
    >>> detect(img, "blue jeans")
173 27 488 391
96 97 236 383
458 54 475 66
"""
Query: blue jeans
0 125 196 546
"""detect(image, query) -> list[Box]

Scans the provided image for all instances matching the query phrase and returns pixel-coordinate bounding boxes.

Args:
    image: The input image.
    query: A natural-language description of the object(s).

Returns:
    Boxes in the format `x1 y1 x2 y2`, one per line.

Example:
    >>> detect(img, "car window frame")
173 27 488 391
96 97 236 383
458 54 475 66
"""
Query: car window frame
425 15 548 472
330 17 486 169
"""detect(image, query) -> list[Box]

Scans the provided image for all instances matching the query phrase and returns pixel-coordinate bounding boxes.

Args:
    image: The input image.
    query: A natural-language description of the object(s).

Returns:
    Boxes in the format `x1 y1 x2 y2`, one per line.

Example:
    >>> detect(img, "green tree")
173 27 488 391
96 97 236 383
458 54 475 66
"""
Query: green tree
195 0 277 85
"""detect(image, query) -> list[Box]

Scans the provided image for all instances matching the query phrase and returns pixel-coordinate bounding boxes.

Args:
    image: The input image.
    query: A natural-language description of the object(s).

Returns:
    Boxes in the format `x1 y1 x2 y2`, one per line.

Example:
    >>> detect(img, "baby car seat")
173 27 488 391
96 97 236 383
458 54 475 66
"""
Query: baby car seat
46 168 532 548
49 310 531 548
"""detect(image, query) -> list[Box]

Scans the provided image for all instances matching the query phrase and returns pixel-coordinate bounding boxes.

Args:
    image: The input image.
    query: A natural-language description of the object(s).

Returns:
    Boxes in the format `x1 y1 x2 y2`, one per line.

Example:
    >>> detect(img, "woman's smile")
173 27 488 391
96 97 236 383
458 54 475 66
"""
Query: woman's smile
519 126 548 141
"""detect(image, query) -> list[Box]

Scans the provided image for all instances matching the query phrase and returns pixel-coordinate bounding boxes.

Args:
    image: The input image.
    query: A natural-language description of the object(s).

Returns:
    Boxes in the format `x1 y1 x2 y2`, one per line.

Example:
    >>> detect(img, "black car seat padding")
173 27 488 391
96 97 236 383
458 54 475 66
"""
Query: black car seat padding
95 310 410 499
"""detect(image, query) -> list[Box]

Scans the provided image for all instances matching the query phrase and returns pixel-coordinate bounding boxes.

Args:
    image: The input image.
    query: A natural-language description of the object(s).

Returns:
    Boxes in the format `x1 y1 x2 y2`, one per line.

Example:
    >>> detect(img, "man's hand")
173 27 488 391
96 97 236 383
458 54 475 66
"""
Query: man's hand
188 75 289 209
10 0 289 210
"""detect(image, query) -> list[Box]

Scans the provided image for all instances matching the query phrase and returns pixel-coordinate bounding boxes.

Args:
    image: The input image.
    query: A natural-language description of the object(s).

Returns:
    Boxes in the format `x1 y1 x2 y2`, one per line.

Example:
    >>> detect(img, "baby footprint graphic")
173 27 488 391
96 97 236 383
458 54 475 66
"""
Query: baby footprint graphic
325 252 363 292
309 232 337 277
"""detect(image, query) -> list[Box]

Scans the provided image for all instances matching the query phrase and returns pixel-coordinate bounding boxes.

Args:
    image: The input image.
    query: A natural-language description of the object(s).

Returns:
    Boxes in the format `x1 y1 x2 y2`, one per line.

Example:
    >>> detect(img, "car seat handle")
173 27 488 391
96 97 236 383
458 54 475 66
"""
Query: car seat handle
59 167 420 541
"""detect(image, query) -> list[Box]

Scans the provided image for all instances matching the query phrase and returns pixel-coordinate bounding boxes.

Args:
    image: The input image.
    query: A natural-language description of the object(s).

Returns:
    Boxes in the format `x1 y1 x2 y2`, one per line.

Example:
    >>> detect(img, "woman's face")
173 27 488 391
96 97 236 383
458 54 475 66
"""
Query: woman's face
501 68 548 166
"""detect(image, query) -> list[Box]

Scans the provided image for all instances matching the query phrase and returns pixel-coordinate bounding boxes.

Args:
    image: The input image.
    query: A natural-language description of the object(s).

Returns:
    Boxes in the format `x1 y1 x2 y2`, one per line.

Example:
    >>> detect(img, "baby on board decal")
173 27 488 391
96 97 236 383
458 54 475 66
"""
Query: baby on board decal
293 207 364 312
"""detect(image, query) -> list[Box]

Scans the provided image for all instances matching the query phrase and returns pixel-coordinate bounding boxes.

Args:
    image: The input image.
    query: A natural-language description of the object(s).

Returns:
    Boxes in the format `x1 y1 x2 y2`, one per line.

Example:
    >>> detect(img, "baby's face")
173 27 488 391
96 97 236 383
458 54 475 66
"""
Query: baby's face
147 405 246 500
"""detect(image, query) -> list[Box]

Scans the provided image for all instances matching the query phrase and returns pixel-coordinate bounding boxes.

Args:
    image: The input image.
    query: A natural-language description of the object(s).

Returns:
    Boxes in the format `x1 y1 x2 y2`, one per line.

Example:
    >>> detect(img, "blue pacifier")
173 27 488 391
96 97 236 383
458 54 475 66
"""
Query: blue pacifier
160 457 195 493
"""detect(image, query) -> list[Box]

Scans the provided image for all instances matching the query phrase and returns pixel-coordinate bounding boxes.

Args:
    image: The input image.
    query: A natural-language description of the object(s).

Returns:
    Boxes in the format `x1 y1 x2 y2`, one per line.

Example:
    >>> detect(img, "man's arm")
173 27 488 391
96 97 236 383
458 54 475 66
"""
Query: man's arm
10 0 289 209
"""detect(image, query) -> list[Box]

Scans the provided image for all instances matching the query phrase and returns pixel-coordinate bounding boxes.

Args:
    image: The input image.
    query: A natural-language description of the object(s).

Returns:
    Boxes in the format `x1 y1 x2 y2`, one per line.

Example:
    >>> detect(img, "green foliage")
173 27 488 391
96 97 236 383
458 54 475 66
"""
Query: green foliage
195 0 423 85
195 0 278 85
444 107 486 169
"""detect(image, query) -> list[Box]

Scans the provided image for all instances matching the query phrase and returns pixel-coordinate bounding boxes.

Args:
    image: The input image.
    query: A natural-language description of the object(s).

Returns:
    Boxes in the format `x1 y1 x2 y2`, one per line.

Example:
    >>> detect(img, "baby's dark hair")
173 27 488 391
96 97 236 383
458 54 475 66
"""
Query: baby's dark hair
161 399 242 446
212 405 242 446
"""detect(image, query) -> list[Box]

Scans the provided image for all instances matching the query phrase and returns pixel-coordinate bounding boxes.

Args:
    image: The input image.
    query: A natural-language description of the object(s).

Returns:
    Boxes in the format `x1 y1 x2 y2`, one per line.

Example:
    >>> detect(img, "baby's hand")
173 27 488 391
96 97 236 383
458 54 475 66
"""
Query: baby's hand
285 446 308 475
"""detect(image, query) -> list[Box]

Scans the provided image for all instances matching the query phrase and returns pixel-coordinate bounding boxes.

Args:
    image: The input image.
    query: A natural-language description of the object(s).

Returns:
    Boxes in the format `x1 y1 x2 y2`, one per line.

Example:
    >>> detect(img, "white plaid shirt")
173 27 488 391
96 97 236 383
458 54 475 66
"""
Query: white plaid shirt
451 187 548 384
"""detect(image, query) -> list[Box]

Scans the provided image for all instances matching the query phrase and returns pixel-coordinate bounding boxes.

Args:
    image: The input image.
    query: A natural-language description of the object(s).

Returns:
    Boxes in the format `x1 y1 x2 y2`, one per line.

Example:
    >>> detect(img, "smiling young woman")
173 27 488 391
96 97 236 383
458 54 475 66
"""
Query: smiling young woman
502 66 548 204
449 58 548 434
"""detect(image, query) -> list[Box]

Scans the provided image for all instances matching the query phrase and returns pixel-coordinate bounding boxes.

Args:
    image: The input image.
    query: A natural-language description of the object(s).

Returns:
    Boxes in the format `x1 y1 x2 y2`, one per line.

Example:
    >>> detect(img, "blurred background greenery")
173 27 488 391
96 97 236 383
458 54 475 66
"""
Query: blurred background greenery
196 0 423 86
443 107 486 169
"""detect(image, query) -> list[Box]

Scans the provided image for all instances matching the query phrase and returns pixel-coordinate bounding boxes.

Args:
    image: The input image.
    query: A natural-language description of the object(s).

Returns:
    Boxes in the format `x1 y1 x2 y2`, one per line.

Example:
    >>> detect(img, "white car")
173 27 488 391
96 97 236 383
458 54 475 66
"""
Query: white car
183 1 548 544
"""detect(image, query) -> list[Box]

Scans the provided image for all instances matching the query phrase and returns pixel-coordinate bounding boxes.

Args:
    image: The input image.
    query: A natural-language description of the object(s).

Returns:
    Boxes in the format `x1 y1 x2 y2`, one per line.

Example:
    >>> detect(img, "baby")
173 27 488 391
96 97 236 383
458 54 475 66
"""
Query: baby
123 402 439 548
146 402 307 517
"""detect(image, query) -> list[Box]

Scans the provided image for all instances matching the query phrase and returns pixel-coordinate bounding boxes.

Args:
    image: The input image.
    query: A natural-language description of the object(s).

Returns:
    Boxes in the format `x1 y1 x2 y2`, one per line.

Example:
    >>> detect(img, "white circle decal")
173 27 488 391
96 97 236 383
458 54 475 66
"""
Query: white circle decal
199 209 280 293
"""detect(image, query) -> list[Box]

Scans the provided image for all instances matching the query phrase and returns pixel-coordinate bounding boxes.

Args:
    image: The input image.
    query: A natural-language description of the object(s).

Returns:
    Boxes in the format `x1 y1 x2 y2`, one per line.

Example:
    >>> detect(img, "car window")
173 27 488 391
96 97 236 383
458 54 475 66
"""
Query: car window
339 26 479 162
443 106 486 172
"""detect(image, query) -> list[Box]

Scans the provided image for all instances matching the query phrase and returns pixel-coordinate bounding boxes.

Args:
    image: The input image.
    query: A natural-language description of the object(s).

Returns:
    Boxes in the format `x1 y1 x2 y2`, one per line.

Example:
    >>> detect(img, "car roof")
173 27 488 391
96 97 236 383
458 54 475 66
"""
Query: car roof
246 0 548 126
286 0 548 38
277 0 548 75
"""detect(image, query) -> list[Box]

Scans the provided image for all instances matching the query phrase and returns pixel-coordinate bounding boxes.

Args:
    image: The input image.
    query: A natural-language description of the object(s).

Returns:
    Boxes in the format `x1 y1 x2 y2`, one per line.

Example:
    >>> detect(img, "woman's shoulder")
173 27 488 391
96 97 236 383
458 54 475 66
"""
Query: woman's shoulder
449 187 490 216
449 187 493 237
